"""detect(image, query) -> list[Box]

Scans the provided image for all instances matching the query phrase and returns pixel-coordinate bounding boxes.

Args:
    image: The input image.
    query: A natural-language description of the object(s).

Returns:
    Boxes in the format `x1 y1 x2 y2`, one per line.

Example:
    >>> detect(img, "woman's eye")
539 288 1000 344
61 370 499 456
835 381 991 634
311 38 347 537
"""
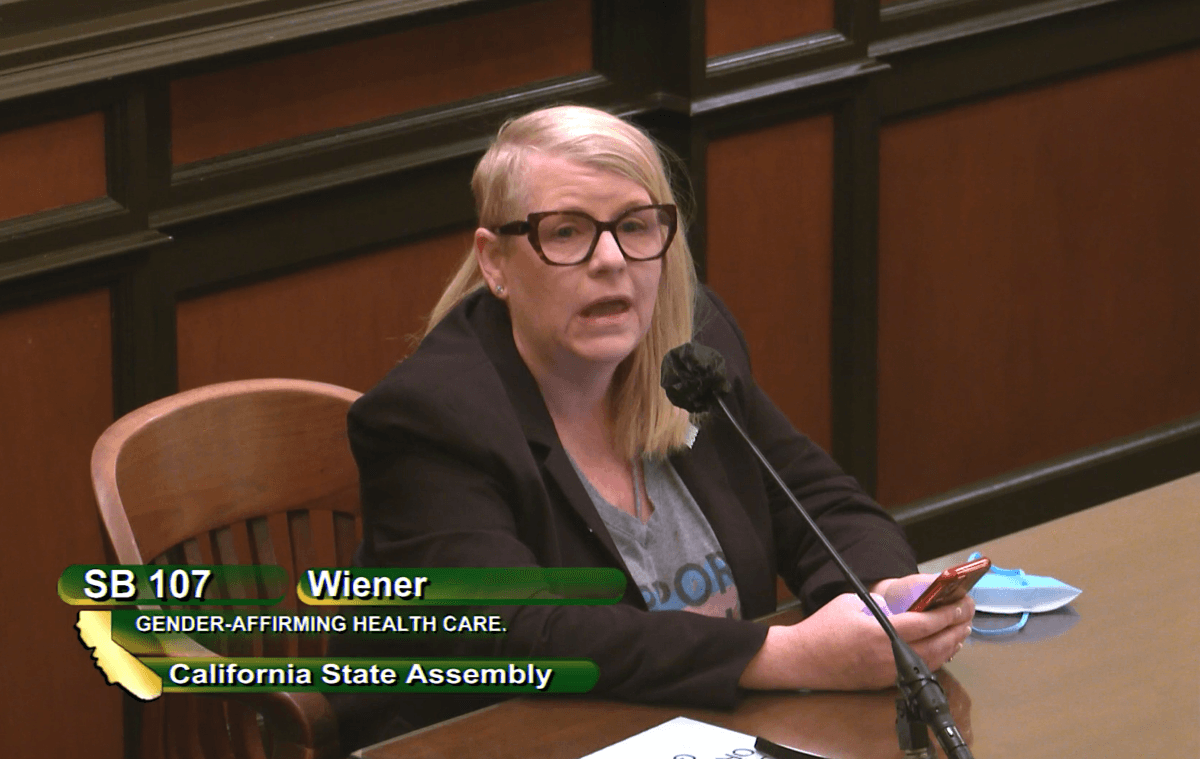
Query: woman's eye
619 218 650 235
549 225 579 239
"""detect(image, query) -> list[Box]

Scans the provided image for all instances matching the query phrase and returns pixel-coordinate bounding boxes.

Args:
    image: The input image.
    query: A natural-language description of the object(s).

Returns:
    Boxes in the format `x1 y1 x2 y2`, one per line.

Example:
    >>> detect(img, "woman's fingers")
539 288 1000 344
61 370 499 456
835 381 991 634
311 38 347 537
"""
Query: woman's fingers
886 594 974 670
890 595 972 639
905 618 972 670
746 591 977 692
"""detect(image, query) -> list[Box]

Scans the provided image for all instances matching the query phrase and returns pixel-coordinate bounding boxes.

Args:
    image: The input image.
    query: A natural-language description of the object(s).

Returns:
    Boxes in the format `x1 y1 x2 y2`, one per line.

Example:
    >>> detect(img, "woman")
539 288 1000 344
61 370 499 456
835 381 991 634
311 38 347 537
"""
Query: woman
330 105 973 751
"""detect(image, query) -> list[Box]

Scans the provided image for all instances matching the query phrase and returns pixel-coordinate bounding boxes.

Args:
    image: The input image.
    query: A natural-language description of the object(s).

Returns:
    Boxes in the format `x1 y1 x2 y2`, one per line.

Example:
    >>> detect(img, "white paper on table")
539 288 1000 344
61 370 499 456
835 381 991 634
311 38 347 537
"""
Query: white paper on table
578 716 830 759
578 717 760 758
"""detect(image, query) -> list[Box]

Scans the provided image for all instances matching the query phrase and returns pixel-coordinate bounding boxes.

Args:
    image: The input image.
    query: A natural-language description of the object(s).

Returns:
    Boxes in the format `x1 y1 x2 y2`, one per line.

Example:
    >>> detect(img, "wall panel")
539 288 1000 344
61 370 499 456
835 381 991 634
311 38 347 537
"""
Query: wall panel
705 0 835 58
0 290 119 758
170 0 593 164
877 47 1200 505
0 112 106 223
706 115 835 452
177 231 472 391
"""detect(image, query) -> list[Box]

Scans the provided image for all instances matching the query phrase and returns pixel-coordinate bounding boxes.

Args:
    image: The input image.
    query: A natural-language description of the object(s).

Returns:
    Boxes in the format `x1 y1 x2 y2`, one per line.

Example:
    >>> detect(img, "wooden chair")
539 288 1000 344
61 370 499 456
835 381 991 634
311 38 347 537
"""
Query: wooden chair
91 378 363 759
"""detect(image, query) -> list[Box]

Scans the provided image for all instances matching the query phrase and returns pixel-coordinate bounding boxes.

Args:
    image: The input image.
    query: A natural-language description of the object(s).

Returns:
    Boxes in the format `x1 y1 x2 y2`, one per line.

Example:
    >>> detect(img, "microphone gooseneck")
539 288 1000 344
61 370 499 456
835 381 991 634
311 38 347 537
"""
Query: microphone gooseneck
660 342 973 759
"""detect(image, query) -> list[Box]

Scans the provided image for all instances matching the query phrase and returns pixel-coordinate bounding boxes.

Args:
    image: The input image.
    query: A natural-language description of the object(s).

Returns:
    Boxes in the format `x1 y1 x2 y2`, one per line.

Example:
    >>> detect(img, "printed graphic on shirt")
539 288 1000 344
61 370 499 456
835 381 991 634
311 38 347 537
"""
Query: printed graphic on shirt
639 551 741 619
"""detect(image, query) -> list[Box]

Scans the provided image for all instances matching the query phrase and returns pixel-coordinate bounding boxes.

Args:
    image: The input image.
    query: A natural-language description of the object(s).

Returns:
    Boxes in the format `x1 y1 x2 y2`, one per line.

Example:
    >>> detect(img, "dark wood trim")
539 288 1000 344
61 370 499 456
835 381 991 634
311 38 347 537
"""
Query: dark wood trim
111 246 179 414
693 58 887 116
896 413 1200 561
0 0 532 104
163 157 477 298
0 198 126 257
845 0 880 43
597 0 701 104
107 83 151 221
829 82 880 494
877 0 1117 48
157 137 490 229
704 32 857 97
707 33 850 81
142 76 174 219
702 1 872 98
684 128 708 284
0 229 170 286
157 73 612 226
874 0 1200 118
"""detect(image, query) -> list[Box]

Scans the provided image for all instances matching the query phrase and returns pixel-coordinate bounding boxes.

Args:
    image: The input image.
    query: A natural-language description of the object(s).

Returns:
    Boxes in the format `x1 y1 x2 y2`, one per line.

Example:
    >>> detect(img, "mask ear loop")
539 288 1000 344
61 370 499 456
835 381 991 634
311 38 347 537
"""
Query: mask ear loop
970 611 1029 636
966 552 1030 636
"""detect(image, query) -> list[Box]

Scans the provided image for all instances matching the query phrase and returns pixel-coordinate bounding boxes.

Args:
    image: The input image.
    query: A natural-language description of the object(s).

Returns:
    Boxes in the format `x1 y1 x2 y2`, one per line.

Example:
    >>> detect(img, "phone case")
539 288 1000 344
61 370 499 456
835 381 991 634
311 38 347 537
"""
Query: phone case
907 556 991 612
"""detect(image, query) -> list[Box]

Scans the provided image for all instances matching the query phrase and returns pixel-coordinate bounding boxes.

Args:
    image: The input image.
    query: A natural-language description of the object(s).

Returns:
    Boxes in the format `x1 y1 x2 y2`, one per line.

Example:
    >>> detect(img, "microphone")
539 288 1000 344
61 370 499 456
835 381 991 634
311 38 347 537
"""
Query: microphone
660 342 973 759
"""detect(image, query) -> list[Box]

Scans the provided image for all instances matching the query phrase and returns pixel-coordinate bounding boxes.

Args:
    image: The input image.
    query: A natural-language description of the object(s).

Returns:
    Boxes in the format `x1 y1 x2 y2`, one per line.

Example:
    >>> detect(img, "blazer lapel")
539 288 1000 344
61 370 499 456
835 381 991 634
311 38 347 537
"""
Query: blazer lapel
541 446 629 573
671 425 777 617
470 292 631 575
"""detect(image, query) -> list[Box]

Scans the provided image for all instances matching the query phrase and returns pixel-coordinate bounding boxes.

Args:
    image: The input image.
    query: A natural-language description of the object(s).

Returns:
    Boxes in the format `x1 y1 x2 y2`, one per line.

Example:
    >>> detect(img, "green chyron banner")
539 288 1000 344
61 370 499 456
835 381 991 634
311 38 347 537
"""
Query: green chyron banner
58 565 289 605
147 657 599 693
58 565 625 606
297 567 626 605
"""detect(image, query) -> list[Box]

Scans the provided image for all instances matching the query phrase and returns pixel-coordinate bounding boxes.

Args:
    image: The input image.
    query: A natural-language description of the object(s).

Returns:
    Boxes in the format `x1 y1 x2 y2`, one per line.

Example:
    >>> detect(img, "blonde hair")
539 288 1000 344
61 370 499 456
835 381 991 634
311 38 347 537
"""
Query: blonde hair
425 105 698 458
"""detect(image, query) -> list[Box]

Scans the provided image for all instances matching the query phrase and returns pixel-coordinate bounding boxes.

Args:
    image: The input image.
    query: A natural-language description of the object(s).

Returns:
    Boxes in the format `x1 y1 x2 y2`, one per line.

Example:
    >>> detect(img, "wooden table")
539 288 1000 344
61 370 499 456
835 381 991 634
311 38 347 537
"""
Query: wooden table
356 472 1200 759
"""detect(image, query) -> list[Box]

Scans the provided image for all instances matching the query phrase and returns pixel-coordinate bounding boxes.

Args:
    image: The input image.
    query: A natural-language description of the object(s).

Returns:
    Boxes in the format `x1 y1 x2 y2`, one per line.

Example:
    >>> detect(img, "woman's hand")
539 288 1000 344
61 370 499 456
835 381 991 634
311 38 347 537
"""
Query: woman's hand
871 572 977 615
739 587 973 692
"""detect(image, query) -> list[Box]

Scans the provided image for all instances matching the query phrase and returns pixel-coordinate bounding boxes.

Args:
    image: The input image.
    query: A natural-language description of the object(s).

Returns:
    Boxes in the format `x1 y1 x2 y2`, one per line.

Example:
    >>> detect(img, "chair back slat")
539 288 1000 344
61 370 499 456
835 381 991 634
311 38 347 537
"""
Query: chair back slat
195 698 238 759
248 516 278 566
90 379 361 759
333 512 359 567
238 515 295 657
283 509 328 658
165 695 206 759
182 538 205 567
211 526 240 567
286 509 318 581
138 698 167 759
226 700 269 759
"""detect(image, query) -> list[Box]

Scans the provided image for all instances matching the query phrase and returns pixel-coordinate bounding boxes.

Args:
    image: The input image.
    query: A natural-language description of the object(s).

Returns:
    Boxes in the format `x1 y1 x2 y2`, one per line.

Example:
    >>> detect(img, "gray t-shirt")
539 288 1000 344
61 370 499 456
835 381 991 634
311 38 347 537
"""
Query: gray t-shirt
569 453 742 619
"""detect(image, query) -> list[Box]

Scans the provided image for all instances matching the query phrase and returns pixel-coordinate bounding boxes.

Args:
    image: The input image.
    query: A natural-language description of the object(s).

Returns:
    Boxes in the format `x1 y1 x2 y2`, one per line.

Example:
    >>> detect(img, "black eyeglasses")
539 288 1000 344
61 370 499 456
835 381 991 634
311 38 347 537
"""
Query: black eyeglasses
494 204 678 266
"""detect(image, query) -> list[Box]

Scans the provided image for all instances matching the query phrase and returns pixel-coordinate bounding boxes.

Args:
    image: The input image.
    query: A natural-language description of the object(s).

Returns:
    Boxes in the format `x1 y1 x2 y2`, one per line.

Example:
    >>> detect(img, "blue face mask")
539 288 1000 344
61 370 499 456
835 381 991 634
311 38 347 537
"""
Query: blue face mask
966 552 1081 636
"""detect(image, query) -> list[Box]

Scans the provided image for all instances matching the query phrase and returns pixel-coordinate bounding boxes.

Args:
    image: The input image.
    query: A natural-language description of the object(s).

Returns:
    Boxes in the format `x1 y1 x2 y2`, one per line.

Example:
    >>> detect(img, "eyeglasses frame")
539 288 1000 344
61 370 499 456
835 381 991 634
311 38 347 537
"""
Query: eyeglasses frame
493 203 678 266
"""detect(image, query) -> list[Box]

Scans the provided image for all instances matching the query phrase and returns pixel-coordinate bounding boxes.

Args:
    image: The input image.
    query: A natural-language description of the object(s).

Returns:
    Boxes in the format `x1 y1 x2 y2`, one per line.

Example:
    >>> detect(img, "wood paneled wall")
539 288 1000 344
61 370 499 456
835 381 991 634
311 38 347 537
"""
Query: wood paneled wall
177 231 471 391
707 115 835 452
0 112 106 222
877 46 1200 505
0 0 1197 756
705 0 835 57
0 290 121 759
170 0 592 164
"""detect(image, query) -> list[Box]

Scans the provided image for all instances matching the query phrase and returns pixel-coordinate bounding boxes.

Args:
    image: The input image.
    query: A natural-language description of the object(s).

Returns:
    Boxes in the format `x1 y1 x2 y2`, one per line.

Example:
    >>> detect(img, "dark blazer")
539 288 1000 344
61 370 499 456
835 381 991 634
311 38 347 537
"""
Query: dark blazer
330 287 916 751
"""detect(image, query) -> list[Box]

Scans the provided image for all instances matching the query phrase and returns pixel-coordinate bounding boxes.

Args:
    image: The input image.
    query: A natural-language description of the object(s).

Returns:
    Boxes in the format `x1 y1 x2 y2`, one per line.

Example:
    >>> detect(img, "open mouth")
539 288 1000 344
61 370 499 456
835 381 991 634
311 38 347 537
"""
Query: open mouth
581 298 631 318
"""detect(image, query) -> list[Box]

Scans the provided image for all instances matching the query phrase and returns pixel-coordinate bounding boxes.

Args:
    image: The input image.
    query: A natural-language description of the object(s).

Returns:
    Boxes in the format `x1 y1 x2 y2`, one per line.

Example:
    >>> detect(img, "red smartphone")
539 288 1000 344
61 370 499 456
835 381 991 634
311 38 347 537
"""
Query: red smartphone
906 556 991 612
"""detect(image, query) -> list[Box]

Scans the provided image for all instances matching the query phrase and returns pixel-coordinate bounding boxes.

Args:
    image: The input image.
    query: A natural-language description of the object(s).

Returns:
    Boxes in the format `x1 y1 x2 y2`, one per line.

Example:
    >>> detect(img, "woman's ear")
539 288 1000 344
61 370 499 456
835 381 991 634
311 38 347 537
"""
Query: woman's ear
474 227 505 296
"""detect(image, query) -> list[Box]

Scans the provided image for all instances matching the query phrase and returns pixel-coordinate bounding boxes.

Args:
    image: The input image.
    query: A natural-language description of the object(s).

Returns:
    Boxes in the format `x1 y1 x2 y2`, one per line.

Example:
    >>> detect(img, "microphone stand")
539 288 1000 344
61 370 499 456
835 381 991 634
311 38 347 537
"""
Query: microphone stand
714 396 973 759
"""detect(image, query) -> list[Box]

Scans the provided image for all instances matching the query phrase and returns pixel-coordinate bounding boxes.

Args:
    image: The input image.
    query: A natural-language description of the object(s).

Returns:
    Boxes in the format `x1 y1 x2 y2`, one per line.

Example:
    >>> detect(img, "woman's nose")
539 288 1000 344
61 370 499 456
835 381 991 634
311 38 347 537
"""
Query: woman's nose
590 230 626 267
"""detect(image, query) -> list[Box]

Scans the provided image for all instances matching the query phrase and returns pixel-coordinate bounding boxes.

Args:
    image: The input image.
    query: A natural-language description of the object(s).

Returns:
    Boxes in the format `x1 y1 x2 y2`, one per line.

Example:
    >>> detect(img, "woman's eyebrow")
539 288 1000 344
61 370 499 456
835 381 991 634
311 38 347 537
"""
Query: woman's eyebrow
547 201 650 218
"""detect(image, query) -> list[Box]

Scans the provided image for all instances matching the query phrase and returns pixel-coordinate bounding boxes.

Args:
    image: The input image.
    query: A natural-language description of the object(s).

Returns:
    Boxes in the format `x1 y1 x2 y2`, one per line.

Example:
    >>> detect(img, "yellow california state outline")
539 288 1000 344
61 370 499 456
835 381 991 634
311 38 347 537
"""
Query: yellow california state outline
77 610 163 700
